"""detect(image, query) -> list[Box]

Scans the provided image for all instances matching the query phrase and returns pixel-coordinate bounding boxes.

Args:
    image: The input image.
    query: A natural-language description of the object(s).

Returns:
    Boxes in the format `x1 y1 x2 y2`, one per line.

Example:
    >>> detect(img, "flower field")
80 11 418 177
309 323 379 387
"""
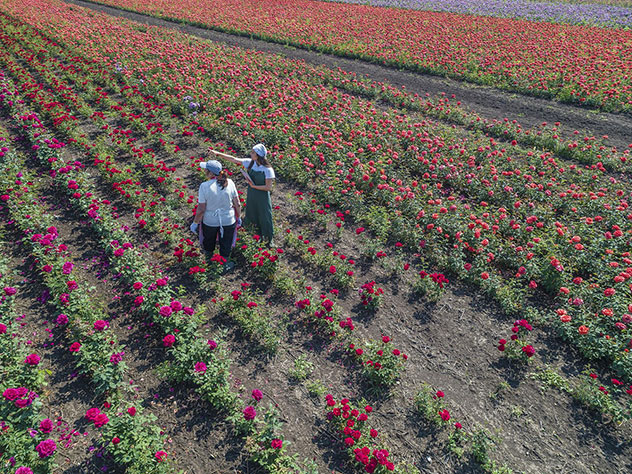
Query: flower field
84 0 632 113
326 0 632 28
1 0 632 473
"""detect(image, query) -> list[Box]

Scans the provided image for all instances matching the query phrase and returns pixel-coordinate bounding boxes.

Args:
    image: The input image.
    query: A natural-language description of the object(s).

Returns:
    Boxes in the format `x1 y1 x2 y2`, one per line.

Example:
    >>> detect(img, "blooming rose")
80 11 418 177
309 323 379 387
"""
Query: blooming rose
271 438 282 449
243 406 257 420
39 418 54 434
56 314 69 325
439 410 451 421
15 467 34 474
85 408 100 421
207 340 217 350
69 342 81 352
93 320 108 331
94 413 109 427
112 437 121 445
155 451 167 462
194 362 207 373
159 306 172 317
163 334 175 347
0 323 6 334
35 439 56 458
4 286 16 296
25 354 40 366
251 389 263 402
127 406 136 416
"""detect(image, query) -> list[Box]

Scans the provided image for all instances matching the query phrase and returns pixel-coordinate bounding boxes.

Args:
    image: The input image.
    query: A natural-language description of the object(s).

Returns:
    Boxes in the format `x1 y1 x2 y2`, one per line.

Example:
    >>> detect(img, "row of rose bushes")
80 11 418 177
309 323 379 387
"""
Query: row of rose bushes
0 118 174 473
84 0 632 112
4 0 630 384
0 133 56 474
0 72 318 472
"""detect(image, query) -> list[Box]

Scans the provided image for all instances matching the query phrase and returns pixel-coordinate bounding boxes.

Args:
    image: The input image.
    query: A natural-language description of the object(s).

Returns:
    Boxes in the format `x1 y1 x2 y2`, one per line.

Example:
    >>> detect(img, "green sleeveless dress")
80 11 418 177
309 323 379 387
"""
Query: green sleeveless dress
244 167 274 241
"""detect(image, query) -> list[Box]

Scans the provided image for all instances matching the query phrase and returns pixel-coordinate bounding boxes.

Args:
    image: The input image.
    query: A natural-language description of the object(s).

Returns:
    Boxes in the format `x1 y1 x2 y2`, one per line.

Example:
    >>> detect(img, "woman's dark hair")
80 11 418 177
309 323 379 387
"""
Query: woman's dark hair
217 169 229 189
252 154 272 168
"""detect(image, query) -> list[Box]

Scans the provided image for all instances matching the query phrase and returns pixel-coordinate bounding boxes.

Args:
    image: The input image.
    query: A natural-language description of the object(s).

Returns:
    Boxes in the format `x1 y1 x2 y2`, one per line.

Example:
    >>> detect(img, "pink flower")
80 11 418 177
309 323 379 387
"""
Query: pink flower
93 320 108 331
4 286 16 296
163 334 175 347
25 354 40 366
15 468 34 474
155 451 167 462
156 278 168 287
133 282 143 290
0 323 6 334
134 296 144 306
56 314 68 325
3 388 18 401
207 340 217 350
439 409 450 421
183 306 194 315
159 306 172 317
94 413 109 427
194 362 207 373
42 264 53 272
251 389 263 401
170 300 183 311
127 406 137 416
39 418 53 433
69 342 81 352
271 438 283 449
85 408 100 421
243 405 257 420
35 439 56 458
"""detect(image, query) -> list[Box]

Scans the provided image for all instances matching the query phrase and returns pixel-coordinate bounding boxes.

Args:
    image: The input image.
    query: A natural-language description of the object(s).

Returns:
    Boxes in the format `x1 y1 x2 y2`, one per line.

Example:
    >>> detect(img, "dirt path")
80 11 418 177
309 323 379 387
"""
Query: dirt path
65 0 632 150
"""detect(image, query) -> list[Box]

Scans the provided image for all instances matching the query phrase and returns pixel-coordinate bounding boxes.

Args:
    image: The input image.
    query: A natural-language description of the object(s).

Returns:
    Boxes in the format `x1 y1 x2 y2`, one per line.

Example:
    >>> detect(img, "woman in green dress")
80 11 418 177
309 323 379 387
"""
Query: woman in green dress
211 144 275 246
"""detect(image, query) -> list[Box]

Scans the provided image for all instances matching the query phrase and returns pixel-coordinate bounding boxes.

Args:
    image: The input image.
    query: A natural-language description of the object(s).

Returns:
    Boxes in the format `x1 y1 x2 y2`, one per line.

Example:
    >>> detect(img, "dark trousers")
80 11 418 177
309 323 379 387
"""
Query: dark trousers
201 222 236 260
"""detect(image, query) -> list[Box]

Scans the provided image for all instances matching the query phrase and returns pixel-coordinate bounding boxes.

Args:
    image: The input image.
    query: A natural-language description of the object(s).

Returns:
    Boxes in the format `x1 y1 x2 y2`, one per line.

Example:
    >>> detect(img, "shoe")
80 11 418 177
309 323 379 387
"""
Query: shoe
223 261 236 273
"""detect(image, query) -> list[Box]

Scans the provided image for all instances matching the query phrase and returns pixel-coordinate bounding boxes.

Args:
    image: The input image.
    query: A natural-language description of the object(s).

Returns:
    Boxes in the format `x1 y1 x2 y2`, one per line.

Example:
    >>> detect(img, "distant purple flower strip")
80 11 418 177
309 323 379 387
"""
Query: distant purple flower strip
325 0 632 28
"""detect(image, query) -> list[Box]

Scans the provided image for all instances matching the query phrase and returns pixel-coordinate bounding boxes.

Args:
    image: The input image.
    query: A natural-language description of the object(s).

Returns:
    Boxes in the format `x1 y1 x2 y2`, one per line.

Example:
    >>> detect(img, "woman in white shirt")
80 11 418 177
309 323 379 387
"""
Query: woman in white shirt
190 160 241 270
212 144 275 246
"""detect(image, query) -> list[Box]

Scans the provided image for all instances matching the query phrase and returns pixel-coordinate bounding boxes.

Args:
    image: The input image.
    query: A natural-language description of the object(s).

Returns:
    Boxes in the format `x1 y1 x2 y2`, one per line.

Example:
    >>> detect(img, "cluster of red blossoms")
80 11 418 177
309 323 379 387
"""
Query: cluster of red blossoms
325 395 395 472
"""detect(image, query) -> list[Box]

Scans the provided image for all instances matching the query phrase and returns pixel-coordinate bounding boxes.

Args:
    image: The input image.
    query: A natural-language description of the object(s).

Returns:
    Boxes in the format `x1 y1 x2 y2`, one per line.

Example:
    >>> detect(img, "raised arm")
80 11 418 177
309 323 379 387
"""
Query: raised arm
210 149 246 166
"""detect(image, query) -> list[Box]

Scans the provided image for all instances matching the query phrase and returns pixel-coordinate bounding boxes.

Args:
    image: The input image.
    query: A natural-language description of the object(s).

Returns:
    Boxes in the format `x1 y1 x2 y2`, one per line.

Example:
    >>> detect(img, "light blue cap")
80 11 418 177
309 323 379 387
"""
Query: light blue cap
252 143 267 158
200 160 222 175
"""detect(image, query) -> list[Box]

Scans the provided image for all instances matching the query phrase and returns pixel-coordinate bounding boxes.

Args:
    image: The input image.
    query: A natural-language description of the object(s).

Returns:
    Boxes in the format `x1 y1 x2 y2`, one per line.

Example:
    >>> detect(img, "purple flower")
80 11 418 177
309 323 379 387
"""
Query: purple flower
4 286 16 296
56 314 69 325
15 468 34 474
109 352 124 365
62 262 74 274
251 389 263 402
39 418 54 434
93 320 108 331
35 439 56 458
159 306 172 317
207 340 217 350
243 406 257 420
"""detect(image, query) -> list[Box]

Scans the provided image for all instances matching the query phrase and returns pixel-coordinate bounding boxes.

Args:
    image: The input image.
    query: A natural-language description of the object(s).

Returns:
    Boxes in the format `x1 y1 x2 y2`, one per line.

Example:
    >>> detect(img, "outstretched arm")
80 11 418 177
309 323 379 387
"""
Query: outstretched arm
210 149 246 166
